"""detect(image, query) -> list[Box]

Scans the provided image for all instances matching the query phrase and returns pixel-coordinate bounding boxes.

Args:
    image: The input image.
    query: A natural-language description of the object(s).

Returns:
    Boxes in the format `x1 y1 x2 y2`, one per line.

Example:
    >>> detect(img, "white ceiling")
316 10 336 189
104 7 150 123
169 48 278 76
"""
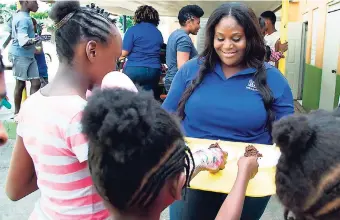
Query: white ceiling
82 1 281 17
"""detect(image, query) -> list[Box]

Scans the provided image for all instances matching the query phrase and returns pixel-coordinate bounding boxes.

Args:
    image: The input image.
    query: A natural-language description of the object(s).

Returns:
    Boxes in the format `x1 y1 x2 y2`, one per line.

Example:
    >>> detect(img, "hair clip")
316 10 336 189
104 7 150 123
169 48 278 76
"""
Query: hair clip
86 3 112 19
54 11 76 30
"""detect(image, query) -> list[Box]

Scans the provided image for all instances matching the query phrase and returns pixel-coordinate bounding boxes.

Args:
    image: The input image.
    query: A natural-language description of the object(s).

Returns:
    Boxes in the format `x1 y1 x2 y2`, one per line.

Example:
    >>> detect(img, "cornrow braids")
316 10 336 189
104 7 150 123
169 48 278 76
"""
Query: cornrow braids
134 5 160 26
49 1 115 64
81 88 189 213
272 109 340 220
178 3 274 131
128 142 194 209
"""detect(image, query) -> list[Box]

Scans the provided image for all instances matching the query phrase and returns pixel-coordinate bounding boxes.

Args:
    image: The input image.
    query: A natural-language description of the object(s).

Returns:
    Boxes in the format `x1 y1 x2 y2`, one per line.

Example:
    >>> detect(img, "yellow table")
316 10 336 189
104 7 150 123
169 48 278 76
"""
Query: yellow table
186 137 280 197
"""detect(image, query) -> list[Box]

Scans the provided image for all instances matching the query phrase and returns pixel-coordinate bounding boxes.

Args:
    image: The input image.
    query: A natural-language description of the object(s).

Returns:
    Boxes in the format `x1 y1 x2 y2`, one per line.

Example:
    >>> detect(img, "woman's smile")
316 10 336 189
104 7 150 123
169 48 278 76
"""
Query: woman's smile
220 50 238 58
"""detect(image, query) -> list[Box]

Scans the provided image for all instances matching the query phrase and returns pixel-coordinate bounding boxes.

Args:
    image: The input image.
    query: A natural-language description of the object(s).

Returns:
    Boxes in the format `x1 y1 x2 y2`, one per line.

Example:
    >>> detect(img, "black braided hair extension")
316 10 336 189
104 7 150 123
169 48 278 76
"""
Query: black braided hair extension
128 142 194 208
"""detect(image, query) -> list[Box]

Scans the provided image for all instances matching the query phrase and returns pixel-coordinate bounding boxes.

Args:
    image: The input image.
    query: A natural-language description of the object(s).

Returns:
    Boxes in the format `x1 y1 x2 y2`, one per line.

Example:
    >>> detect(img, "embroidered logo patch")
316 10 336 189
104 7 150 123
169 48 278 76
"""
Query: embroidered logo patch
246 79 258 91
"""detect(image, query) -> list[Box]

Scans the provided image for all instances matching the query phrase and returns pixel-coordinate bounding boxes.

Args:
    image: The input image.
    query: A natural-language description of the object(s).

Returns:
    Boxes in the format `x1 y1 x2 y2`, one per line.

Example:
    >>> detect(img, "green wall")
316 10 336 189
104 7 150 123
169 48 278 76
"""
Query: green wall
334 75 340 108
302 64 322 112
2 120 17 140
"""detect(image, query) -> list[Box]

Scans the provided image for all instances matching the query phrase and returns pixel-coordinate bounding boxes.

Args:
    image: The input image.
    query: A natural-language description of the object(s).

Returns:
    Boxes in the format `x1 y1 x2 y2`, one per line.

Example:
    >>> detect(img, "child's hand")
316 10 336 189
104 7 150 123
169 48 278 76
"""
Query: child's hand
237 156 259 180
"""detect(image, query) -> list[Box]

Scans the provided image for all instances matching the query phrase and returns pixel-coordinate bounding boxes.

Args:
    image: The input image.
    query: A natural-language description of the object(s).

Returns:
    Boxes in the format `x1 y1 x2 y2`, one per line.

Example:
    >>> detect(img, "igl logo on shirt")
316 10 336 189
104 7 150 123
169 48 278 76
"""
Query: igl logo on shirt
246 79 258 91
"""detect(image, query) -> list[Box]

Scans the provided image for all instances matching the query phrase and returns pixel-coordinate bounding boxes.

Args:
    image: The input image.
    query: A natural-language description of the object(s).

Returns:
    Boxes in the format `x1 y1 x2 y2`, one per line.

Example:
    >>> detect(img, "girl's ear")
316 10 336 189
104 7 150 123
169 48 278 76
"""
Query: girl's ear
170 172 186 200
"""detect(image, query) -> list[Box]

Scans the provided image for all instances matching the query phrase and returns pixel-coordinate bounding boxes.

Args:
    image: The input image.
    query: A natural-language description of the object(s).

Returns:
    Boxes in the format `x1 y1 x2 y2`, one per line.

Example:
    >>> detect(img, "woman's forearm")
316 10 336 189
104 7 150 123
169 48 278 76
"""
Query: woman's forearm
215 172 250 220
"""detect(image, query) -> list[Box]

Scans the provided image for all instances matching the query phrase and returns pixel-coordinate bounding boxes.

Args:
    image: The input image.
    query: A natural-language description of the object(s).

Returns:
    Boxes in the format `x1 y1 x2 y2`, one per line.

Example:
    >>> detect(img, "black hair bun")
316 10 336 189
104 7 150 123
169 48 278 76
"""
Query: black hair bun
49 1 80 23
272 114 314 159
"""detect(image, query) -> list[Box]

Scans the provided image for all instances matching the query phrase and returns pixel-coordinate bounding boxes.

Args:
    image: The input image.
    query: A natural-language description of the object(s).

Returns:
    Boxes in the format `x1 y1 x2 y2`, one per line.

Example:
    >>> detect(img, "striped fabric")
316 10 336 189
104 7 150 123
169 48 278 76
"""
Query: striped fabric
270 49 284 63
17 92 110 220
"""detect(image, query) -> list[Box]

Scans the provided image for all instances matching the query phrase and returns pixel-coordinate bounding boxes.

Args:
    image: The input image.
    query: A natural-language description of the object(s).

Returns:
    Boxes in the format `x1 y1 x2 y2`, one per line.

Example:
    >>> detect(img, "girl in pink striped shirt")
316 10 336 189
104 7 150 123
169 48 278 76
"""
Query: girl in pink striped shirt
6 1 122 219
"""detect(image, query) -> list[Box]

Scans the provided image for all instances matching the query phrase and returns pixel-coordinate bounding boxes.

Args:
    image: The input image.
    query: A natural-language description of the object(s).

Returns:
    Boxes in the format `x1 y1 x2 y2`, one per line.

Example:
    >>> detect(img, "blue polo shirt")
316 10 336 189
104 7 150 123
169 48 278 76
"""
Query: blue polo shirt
123 22 164 69
162 58 294 145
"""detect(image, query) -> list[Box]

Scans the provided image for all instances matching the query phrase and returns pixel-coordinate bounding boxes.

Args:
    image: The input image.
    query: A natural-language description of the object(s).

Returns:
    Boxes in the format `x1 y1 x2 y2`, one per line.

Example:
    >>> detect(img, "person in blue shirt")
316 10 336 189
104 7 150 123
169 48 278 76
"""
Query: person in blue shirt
162 3 294 220
10 0 40 117
121 5 164 97
164 5 204 92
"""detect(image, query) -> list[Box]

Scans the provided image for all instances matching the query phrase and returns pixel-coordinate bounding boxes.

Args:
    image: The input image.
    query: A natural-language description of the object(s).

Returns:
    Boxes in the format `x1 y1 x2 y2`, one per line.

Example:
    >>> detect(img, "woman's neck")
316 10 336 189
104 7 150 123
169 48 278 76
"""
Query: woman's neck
41 63 89 98
180 27 190 35
221 63 246 79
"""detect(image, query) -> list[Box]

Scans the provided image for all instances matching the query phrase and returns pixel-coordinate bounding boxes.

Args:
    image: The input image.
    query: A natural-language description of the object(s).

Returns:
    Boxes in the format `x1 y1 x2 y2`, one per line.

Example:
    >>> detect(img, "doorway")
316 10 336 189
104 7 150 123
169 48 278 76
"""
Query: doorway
297 22 308 100
319 5 340 111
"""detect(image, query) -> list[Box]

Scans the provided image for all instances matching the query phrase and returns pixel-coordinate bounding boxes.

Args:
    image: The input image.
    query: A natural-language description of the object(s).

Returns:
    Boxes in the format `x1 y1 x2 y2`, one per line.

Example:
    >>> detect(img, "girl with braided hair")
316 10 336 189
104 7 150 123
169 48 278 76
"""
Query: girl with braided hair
162 2 294 220
272 109 340 220
6 1 121 219
121 5 164 98
81 87 259 220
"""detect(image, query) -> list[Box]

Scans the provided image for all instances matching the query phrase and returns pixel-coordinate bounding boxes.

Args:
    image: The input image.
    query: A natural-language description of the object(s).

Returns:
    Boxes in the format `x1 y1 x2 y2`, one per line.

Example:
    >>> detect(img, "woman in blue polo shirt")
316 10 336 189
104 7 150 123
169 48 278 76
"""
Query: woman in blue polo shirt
162 3 294 220
121 5 164 97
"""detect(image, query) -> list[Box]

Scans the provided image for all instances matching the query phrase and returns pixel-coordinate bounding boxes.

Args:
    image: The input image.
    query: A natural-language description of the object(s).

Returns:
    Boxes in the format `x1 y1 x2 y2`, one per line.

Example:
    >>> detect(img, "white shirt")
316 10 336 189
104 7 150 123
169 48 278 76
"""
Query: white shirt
264 31 280 66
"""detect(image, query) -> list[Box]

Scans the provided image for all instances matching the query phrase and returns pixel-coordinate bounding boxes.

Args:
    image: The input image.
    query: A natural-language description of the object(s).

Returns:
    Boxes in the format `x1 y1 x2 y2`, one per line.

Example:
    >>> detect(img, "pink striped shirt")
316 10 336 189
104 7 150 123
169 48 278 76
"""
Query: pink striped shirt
17 92 110 220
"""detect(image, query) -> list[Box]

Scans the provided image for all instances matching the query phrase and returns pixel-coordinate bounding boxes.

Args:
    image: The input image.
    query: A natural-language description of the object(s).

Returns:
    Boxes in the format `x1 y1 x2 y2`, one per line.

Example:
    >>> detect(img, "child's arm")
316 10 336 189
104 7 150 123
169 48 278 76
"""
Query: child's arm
6 135 38 201
215 156 259 220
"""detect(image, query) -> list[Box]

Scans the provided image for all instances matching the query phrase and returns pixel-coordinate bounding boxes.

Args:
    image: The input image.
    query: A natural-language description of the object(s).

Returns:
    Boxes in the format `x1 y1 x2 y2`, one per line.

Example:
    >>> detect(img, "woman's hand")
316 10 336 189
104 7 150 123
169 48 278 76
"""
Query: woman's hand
237 156 259 180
